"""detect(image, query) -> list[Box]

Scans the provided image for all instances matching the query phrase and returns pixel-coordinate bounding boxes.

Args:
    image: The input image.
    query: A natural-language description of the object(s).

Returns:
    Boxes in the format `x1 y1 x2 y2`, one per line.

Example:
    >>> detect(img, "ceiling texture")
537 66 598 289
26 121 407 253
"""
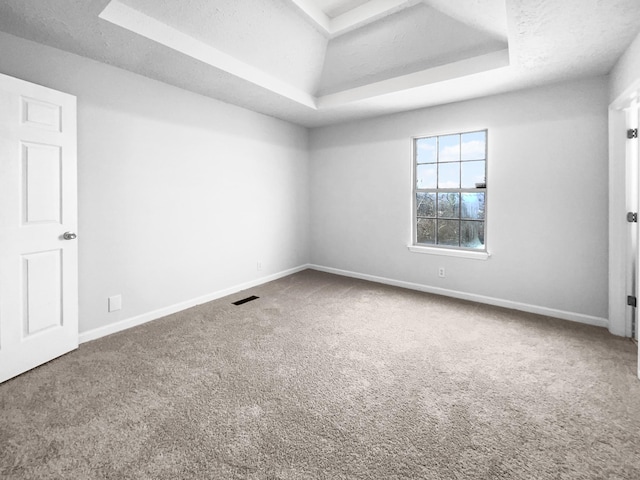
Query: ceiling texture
0 0 639 127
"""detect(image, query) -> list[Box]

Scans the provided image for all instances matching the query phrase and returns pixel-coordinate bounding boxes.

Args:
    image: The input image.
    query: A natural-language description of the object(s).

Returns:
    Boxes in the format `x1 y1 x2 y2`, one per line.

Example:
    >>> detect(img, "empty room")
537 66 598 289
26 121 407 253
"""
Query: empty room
1 0 640 478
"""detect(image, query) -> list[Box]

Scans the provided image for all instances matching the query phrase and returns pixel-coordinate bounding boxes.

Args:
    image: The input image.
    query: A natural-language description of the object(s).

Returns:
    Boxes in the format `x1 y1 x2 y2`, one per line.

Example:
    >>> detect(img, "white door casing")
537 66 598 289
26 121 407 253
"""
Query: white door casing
633 99 640 379
625 94 640 379
626 99 639 347
0 73 78 384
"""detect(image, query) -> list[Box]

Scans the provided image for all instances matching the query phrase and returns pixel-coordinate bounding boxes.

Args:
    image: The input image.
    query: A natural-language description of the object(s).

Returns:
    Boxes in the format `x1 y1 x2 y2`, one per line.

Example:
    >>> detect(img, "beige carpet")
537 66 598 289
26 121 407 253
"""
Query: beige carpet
1 269 639 479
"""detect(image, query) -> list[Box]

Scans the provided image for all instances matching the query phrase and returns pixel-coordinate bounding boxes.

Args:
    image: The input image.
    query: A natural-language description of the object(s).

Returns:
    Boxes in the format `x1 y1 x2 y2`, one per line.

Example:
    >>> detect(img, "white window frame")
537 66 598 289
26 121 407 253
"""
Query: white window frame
408 129 490 260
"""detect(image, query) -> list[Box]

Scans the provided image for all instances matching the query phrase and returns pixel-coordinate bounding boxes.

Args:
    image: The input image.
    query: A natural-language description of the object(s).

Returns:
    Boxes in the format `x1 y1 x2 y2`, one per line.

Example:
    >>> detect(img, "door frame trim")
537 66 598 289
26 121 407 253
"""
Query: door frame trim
609 80 640 338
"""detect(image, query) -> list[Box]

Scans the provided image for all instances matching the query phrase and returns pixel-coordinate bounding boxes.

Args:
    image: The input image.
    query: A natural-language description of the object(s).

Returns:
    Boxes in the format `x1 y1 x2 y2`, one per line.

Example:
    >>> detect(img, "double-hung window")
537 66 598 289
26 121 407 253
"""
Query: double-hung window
412 130 487 253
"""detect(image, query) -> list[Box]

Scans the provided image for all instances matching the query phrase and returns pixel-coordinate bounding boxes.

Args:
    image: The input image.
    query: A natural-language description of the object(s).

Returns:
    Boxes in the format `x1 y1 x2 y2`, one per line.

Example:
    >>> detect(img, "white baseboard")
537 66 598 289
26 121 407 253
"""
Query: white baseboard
80 263 610 344
79 265 309 344
308 264 610 330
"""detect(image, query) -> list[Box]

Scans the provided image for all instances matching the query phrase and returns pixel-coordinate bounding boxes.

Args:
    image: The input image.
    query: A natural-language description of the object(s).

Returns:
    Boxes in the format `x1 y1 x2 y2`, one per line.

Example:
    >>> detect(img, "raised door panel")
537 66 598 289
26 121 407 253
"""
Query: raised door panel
22 142 62 225
22 250 63 336
21 96 62 132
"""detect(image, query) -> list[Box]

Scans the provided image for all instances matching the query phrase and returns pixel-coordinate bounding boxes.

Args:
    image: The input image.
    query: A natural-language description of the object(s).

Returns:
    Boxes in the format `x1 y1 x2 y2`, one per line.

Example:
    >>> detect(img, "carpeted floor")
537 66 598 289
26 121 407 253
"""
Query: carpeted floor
1 269 639 479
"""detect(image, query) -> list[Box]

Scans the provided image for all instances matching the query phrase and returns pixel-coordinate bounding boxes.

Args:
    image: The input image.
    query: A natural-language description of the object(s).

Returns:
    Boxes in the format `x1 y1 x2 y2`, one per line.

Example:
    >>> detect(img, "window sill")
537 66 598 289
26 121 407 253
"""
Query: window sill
407 245 491 260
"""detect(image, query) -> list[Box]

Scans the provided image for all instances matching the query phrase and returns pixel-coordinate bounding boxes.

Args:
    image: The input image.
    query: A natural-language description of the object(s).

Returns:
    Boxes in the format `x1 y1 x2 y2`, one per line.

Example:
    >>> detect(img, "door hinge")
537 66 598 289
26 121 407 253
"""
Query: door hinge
628 129 638 139
628 295 637 307
627 212 638 223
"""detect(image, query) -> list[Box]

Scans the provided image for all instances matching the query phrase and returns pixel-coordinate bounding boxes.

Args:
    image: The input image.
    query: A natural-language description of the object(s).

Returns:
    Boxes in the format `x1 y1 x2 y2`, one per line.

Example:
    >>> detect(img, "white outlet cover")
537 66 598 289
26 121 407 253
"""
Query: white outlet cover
108 295 122 312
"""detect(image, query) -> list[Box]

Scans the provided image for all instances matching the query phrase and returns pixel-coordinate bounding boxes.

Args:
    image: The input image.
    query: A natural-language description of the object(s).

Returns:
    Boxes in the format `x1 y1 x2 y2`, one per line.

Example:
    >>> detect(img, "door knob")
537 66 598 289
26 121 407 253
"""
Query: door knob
63 232 77 240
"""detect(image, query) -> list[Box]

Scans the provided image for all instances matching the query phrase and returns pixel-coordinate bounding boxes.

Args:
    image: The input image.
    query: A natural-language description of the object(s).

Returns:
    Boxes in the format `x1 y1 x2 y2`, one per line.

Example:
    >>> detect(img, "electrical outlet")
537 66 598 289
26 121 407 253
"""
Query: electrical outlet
108 295 122 312
438 267 445 278
257 261 262 271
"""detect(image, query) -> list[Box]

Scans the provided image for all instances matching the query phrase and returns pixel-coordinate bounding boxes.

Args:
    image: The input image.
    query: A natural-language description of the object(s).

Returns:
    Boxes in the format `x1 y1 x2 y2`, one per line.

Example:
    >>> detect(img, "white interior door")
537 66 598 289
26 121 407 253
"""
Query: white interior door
0 73 78 384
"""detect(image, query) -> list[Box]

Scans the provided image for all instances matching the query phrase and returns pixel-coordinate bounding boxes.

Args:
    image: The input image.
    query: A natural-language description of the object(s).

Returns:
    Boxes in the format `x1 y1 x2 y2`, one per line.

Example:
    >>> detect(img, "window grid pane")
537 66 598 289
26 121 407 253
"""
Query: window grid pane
438 134 460 162
417 164 437 189
416 137 437 164
417 218 436 244
437 220 460 246
461 131 486 161
437 193 460 218
461 161 486 188
461 221 485 248
438 162 460 189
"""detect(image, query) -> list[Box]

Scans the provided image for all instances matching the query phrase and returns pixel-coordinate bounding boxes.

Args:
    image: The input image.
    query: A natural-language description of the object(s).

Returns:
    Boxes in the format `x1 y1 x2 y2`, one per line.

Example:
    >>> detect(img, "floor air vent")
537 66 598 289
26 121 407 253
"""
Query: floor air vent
232 295 259 306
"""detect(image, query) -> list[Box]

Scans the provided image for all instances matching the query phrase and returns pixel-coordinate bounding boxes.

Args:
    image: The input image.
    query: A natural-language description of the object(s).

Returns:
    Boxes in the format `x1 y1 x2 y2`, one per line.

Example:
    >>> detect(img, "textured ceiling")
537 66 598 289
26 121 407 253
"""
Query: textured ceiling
0 0 638 127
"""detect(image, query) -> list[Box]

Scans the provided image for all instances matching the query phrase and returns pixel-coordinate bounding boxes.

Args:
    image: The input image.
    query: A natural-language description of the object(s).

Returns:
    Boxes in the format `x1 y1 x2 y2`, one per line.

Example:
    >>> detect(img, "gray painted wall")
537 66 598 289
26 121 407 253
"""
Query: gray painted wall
310 76 609 324
0 32 310 335
0 30 616 337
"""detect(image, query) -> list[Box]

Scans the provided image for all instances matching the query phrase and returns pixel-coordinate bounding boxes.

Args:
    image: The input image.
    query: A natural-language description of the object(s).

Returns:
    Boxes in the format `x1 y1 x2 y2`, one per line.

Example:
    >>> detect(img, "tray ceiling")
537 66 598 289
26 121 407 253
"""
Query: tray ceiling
0 0 638 127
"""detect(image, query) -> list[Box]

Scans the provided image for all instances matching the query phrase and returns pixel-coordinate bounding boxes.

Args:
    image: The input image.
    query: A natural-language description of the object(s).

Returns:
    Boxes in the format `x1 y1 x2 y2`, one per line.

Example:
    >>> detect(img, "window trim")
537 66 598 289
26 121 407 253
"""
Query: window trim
407 244 491 260
410 129 490 258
